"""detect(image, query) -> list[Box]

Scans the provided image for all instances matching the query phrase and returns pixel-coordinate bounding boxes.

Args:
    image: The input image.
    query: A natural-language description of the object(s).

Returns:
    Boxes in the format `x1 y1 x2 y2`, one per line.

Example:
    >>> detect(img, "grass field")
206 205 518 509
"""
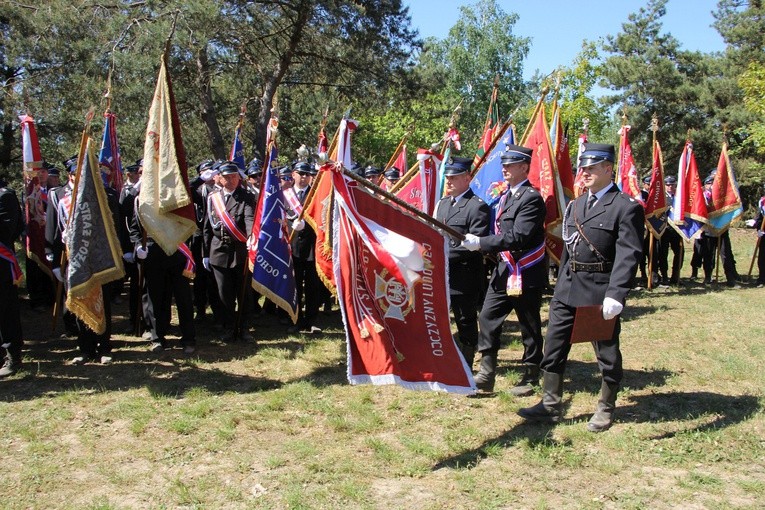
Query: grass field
3 228 764 509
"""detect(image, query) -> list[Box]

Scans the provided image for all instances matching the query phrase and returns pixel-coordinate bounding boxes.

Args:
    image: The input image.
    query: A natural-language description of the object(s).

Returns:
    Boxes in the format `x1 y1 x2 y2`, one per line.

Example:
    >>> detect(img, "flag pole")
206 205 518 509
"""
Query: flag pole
647 114 659 291
384 123 415 172
338 165 465 242
520 86 549 144
440 100 463 154
748 218 765 279
52 108 96 333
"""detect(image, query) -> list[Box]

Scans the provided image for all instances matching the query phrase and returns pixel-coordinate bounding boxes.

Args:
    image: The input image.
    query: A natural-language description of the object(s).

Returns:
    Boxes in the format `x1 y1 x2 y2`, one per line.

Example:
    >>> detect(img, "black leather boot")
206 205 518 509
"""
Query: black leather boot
587 380 618 432
473 352 497 392
509 364 540 397
517 371 563 422
459 343 476 367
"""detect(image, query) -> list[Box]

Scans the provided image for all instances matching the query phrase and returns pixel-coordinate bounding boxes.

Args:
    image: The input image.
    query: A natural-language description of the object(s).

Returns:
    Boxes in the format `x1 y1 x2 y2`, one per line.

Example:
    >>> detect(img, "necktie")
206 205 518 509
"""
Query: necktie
451 197 457 207
587 194 597 212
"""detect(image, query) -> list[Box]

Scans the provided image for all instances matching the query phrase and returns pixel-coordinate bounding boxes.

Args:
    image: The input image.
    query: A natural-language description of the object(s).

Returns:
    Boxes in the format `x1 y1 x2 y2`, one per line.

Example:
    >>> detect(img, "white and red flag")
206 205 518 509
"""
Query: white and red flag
336 117 359 170
19 114 51 275
393 147 441 215
617 124 644 204
331 167 475 394
137 54 197 255
573 132 588 198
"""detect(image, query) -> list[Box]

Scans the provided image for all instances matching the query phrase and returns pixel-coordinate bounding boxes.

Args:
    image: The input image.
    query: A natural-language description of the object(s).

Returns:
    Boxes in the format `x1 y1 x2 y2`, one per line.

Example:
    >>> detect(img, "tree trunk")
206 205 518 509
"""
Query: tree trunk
196 45 226 160
254 1 312 155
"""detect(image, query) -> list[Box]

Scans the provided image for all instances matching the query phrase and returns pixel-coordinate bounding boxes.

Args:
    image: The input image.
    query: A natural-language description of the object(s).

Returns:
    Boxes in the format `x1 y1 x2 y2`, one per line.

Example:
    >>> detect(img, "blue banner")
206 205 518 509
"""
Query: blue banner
470 124 514 207
98 112 123 190
250 145 298 322
230 125 246 171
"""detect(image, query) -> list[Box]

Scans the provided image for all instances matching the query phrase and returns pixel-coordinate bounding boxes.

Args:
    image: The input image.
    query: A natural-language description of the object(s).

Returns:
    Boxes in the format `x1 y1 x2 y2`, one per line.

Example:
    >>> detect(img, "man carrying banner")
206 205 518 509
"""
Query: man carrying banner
435 156 490 366
203 161 255 342
288 161 323 334
46 157 83 337
0 177 24 377
518 143 644 432
753 183 765 287
659 175 684 286
382 167 401 191
695 171 741 287
461 145 547 395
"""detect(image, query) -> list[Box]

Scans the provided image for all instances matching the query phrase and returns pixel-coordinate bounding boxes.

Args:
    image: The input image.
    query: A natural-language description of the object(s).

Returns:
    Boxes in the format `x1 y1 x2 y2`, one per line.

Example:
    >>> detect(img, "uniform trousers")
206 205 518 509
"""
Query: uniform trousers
190 235 223 321
77 285 112 358
658 229 683 283
477 286 543 365
541 297 623 386
450 291 480 350
0 281 23 360
144 259 195 346
293 257 320 329
211 264 248 329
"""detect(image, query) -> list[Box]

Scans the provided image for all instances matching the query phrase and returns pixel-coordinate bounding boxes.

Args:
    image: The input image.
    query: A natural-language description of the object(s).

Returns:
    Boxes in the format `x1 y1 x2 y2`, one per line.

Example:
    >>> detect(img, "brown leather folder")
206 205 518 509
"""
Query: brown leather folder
570 305 617 344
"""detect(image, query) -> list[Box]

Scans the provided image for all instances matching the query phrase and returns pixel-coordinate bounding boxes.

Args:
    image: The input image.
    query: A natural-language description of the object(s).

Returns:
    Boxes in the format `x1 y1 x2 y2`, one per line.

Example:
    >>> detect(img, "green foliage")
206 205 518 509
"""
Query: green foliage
414 0 530 155
0 0 420 182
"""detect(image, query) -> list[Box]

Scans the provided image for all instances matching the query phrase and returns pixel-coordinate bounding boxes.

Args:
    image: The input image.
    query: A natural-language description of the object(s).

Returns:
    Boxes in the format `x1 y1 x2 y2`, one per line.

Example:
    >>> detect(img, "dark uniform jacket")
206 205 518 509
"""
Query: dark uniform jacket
203 186 255 268
290 186 316 261
479 181 547 290
45 183 121 270
436 189 490 295
0 185 23 284
119 181 140 254
45 185 71 269
555 184 644 307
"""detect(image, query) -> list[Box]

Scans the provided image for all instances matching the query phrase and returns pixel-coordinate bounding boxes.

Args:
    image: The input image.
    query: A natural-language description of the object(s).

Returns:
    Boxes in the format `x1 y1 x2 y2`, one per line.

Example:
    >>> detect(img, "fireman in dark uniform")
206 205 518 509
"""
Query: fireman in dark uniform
435 156 490 367
518 143 644 432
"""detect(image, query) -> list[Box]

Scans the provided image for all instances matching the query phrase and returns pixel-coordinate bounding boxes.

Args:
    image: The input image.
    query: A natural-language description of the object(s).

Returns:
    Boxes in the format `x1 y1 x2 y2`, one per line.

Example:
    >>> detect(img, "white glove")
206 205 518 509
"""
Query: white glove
45 253 54 263
292 218 306 231
460 233 481 251
135 246 148 260
122 252 135 263
602 297 623 320
246 235 256 250
203 257 211 271
61 229 69 245
758 230 765 238
745 218 756 227
52 267 64 282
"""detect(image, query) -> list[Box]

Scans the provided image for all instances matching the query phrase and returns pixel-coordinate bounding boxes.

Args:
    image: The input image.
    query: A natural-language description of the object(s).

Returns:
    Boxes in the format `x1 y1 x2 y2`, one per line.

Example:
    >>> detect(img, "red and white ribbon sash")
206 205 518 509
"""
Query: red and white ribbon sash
498 241 545 296
282 187 303 215
0 241 23 286
177 242 196 279
210 192 247 242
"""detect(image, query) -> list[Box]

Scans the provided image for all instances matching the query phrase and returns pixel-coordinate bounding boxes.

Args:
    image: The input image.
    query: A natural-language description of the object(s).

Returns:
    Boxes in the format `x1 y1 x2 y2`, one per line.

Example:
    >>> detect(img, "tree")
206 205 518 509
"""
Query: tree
0 0 420 179
417 0 530 155
600 0 728 168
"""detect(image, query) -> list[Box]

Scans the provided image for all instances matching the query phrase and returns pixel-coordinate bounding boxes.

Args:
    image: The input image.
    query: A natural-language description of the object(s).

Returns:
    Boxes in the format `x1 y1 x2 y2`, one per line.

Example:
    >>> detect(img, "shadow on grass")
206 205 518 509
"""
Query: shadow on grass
586 391 762 435
432 421 561 471
433 391 760 472
0 341 283 402
497 360 674 394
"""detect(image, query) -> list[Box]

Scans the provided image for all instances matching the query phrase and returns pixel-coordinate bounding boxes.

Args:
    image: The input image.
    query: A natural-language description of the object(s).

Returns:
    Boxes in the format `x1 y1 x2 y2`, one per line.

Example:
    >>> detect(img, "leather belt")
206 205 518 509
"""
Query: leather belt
570 260 612 272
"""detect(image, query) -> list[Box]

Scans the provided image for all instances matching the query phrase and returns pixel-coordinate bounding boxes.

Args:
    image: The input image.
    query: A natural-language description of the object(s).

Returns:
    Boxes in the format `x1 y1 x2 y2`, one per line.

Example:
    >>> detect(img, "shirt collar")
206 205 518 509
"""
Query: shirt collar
588 183 614 202
508 179 529 196
452 189 470 203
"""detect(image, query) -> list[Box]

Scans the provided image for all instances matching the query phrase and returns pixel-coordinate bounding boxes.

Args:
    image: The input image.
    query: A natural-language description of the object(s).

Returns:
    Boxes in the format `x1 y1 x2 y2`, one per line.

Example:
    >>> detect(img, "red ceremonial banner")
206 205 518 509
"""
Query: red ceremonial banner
332 169 475 394
524 103 565 263
302 163 335 293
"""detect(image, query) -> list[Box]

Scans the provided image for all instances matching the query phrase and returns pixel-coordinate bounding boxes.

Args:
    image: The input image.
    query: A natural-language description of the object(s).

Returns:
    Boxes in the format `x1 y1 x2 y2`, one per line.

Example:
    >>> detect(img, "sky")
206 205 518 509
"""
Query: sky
405 0 726 80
